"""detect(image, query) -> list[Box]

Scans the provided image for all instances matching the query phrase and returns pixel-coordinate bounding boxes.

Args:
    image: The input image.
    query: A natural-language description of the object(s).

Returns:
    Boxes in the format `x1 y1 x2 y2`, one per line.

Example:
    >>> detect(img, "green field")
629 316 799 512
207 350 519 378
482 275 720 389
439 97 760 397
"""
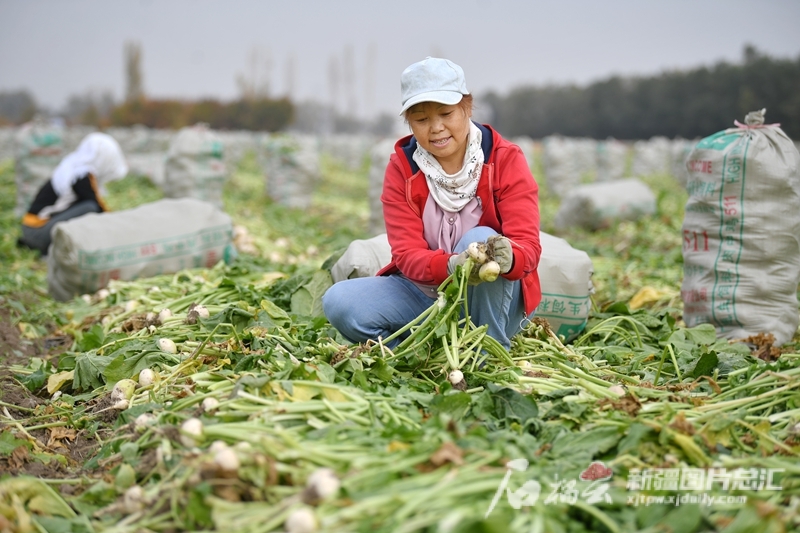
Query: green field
1 151 798 533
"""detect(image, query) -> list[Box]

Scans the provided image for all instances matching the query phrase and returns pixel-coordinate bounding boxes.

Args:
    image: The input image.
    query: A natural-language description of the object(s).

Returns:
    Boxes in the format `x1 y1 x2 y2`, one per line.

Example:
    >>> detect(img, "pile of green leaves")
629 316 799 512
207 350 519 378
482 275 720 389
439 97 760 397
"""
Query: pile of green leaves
1 149 798 533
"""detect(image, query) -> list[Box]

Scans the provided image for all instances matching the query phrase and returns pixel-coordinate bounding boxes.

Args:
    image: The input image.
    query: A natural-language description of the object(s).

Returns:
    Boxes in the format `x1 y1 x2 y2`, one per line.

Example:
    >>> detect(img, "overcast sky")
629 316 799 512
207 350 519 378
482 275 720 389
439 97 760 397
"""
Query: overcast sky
1 0 799 120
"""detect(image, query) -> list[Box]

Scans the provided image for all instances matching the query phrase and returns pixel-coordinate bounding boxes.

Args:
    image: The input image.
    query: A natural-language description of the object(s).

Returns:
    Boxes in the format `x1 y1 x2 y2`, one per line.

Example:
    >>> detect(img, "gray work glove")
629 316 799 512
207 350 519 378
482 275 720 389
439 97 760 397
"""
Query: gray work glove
447 248 483 285
487 235 514 274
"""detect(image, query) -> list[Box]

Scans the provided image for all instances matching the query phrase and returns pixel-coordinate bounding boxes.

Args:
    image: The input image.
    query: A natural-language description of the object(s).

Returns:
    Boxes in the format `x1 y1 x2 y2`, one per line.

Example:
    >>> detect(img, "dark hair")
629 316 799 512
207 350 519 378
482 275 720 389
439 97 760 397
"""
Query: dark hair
456 94 474 115
403 94 474 122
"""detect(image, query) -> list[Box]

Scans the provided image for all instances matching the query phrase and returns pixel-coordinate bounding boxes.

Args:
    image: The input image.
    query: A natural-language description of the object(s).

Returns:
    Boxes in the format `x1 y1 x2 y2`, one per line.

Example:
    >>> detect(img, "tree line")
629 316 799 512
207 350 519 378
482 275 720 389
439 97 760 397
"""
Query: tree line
484 46 800 140
108 97 294 131
2 46 798 138
0 91 295 132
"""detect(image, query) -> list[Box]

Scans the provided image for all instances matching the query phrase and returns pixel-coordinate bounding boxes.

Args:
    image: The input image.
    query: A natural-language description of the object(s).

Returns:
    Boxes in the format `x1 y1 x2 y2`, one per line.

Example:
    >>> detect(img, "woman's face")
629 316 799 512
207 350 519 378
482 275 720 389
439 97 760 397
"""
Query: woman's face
407 101 471 174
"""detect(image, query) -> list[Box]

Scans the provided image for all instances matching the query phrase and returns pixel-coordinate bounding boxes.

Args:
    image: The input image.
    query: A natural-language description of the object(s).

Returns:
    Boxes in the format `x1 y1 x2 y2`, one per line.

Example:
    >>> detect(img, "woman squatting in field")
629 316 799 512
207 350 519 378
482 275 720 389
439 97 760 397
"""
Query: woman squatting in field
18 132 128 256
323 57 542 350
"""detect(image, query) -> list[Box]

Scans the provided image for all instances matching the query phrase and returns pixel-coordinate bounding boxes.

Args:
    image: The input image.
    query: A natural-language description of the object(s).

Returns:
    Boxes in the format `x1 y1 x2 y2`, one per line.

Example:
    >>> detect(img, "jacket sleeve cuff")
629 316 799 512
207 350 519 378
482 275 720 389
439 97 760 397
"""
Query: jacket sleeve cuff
502 248 527 280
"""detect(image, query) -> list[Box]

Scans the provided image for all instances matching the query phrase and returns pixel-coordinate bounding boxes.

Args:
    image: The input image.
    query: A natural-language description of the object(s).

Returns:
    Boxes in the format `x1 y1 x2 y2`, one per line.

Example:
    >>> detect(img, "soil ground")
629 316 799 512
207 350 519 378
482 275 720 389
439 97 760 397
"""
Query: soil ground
0 298 101 484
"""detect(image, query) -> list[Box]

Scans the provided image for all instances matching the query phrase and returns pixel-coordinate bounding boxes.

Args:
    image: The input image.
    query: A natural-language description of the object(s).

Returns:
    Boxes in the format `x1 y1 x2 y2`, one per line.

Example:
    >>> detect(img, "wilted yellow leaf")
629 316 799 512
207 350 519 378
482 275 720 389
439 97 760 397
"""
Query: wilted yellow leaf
629 286 674 310
260 272 287 284
289 384 320 402
46 371 74 394
260 299 290 320
17 322 40 339
0 477 76 519
269 381 289 400
387 441 411 453
755 420 776 453
47 427 77 450
269 382 320 402
321 387 349 403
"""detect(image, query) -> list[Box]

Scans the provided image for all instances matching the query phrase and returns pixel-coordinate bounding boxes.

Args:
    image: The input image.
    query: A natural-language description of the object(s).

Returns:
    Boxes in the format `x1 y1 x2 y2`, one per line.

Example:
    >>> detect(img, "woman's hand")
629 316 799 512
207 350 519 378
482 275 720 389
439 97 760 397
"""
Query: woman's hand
448 235 513 285
447 248 484 285
486 235 514 273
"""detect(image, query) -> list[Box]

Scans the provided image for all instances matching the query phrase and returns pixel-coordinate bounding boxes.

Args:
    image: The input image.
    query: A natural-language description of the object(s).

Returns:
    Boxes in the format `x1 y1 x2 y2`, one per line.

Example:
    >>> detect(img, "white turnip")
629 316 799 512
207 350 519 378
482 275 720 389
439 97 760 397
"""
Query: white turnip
448 370 464 386
302 468 340 505
186 303 210 324
213 446 240 473
157 338 177 354
202 397 220 412
180 417 204 447
285 507 318 533
194 305 210 318
111 379 137 406
123 485 145 514
138 369 156 387
209 440 229 454
608 385 626 397
478 261 501 282
466 242 488 264
134 413 156 432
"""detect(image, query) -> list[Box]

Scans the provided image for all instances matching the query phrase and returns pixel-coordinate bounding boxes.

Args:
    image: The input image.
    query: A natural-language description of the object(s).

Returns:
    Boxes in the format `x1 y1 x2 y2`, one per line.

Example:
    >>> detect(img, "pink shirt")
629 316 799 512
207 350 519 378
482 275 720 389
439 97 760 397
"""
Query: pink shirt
407 195 483 297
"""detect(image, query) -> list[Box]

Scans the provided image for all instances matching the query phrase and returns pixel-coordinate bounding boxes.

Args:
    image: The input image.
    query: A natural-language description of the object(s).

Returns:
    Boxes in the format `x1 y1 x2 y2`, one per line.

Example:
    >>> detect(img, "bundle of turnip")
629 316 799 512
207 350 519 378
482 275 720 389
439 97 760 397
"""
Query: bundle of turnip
378 252 514 391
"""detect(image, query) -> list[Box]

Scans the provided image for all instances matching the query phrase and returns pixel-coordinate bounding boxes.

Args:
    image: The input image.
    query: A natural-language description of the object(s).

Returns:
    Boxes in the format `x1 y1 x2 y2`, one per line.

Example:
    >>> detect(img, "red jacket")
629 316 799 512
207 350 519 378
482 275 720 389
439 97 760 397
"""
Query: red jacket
377 123 542 315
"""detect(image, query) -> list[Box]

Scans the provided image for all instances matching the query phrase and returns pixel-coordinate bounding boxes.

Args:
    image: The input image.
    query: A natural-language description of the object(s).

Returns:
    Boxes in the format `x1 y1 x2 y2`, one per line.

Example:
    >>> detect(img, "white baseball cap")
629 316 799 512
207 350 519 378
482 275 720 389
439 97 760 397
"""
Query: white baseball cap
399 57 470 115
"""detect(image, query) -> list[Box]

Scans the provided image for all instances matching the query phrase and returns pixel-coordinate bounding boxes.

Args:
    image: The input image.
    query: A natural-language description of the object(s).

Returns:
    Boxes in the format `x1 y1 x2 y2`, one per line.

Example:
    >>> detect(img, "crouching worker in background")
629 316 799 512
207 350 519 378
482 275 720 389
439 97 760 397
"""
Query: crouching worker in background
323 57 542 350
18 132 128 256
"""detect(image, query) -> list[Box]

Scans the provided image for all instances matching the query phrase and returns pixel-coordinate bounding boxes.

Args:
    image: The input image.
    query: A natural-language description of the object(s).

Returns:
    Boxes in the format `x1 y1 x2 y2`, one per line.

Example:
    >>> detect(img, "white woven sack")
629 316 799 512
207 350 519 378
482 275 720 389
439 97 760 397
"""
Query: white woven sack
631 136 671 177
670 138 697 187
163 125 227 209
681 109 800 345
596 138 629 182
126 152 166 187
106 125 174 153
554 178 656 231
223 131 261 168
328 231 594 341
14 118 65 217
367 138 396 237
0 127 15 163
260 133 320 209
536 232 594 341
47 198 235 301
542 136 581 198
542 136 600 197
330 233 392 283
573 138 599 180
62 126 98 152
321 134 374 171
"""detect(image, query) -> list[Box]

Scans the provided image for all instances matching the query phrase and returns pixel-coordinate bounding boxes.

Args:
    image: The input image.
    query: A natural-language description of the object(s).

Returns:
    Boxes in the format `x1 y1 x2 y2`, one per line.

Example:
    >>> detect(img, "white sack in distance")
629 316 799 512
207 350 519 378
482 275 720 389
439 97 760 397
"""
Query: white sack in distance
554 178 657 231
47 198 236 301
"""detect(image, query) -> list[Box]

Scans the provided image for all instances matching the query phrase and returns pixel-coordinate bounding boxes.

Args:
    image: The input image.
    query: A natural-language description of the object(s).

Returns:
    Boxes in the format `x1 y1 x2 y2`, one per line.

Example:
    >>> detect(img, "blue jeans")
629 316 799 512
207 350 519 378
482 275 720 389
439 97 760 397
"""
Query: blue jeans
322 227 532 350
19 200 102 256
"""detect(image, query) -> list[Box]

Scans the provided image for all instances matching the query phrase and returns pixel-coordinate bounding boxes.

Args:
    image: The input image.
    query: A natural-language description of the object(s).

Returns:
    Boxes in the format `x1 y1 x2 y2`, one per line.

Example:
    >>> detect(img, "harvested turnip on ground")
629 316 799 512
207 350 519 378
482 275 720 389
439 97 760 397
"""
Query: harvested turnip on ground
0 146 797 533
